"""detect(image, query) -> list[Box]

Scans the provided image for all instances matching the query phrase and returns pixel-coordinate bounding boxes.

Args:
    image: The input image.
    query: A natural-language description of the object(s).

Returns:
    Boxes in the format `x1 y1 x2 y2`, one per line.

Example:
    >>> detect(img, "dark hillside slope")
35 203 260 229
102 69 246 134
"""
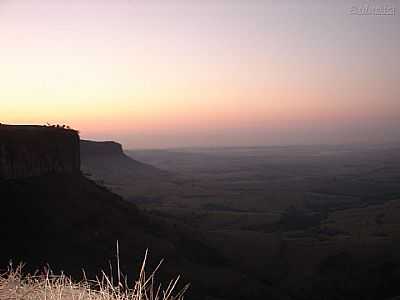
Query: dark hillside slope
0 174 282 300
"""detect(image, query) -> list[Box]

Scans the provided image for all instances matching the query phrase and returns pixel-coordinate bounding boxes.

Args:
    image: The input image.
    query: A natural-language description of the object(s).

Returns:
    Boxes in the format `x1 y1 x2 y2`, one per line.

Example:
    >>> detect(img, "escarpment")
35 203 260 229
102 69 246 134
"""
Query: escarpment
80 140 124 157
0 124 80 180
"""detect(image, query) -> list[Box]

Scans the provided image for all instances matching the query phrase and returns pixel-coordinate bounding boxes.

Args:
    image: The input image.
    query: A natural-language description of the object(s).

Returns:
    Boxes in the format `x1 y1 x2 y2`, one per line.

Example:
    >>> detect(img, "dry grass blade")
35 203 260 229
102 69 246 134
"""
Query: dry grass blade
0 252 188 300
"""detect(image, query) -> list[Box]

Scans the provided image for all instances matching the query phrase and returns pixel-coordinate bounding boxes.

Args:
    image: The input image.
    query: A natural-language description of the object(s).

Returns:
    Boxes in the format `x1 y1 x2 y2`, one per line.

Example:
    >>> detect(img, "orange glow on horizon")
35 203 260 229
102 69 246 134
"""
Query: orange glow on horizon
1 0 399 147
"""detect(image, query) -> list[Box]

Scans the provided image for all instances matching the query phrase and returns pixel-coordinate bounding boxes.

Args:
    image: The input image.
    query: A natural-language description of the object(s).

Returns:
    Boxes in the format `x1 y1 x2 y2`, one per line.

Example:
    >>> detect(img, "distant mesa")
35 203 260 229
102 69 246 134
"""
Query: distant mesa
80 140 124 157
0 124 80 180
80 139 164 178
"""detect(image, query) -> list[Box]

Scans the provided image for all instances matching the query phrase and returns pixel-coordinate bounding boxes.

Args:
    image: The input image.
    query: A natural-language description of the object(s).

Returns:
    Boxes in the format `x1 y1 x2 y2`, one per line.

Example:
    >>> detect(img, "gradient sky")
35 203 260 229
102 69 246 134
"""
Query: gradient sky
1 0 399 148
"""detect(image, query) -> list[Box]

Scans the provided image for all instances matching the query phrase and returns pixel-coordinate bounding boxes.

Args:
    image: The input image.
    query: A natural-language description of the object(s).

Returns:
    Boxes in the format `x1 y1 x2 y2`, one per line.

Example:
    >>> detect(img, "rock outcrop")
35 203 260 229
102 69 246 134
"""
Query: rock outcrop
0 125 80 180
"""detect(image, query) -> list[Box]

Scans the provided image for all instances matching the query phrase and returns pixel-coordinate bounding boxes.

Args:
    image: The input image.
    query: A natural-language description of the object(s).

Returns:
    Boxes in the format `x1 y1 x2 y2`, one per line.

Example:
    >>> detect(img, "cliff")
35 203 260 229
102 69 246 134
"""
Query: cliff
80 140 123 157
80 140 159 173
0 125 80 180
80 139 172 200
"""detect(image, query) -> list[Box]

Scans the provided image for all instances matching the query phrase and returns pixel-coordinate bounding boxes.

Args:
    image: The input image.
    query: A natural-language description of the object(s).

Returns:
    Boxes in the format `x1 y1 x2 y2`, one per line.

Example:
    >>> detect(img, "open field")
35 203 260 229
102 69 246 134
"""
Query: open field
128 143 400 222
127 144 400 299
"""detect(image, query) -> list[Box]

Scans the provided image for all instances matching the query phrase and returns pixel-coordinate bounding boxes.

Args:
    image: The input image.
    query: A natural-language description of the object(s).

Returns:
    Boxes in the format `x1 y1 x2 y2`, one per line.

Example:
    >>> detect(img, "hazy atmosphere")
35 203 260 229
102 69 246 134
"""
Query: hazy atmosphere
1 0 399 148
2 1 400 300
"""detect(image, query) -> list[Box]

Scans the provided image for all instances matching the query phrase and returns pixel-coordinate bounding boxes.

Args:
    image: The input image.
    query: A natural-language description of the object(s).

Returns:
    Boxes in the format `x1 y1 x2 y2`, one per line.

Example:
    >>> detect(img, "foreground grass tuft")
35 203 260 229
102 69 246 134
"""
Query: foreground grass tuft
0 251 189 300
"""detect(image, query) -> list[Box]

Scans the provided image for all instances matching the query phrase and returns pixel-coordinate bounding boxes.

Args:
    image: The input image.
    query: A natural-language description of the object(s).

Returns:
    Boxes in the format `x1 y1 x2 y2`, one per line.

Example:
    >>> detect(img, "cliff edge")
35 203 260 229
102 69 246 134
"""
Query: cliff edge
80 140 123 157
0 124 80 180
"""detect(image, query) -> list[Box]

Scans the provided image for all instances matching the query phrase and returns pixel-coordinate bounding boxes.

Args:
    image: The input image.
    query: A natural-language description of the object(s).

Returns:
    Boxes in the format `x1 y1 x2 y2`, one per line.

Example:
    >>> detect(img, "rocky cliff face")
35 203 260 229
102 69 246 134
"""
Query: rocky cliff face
0 125 80 180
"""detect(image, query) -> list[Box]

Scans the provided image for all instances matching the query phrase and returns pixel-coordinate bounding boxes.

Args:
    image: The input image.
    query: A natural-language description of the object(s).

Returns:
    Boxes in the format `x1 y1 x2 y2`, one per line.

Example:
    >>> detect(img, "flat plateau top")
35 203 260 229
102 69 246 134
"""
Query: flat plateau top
0 124 78 133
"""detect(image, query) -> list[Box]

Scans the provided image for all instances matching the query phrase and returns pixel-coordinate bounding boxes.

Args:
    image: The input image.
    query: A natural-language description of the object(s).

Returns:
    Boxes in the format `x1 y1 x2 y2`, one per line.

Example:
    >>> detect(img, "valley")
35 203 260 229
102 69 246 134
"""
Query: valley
122 144 400 299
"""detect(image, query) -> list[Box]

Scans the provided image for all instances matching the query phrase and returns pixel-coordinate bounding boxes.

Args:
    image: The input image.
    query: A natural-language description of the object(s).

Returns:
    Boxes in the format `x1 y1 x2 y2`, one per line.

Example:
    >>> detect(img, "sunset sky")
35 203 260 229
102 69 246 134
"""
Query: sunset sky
1 0 399 148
